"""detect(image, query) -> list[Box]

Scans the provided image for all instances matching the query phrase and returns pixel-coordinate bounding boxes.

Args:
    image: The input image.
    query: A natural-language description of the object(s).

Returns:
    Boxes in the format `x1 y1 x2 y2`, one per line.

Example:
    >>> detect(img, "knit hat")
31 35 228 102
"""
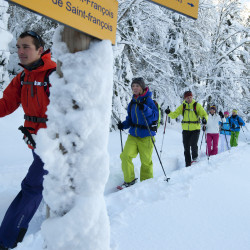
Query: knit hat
224 111 229 115
210 105 216 111
184 90 192 99
131 77 146 90
232 109 238 114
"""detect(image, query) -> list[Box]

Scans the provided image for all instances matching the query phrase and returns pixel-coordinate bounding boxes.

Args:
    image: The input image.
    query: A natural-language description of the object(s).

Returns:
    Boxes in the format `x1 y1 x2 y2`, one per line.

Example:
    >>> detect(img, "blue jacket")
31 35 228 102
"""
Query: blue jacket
230 115 245 132
219 117 231 135
122 88 159 138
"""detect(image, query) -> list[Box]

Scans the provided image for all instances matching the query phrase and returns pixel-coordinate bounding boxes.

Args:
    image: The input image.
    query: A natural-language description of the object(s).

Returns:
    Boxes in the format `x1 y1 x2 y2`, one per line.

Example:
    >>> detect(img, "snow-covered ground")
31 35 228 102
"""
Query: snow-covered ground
0 108 250 250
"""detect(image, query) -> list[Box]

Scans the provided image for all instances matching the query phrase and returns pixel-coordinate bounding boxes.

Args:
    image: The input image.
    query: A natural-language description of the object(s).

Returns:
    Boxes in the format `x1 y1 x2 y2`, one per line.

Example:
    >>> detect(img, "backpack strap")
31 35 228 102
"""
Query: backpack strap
182 103 186 117
193 102 198 118
182 102 198 118
44 67 56 97
20 70 25 83
128 96 149 114
20 67 56 97
129 96 159 131
24 114 47 123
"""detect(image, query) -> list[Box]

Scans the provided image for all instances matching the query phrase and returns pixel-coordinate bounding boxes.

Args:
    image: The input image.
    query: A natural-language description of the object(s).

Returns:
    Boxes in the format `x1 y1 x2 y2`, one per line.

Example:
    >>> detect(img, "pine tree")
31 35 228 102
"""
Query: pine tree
0 0 12 90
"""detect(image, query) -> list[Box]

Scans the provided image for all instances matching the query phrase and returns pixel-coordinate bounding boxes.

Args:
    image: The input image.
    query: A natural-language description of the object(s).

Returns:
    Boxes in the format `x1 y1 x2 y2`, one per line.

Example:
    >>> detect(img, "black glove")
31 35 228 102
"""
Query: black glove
239 122 243 126
165 107 171 114
138 103 144 111
202 118 207 125
202 126 206 131
231 123 236 129
18 126 36 149
117 121 123 130
219 111 224 118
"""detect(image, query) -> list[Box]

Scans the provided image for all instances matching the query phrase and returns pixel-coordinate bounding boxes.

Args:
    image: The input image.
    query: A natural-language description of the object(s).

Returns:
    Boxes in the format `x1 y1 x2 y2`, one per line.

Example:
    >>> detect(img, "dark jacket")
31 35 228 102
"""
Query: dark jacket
122 88 159 138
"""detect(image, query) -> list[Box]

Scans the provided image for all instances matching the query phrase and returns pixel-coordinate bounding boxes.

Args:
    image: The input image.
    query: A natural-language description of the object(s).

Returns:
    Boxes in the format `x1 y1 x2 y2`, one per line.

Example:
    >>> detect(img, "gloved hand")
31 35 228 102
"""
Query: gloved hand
202 118 207 125
239 122 243 126
231 123 236 129
24 134 37 149
138 103 144 111
165 107 171 115
18 126 36 149
117 121 123 130
202 126 206 131
219 111 224 118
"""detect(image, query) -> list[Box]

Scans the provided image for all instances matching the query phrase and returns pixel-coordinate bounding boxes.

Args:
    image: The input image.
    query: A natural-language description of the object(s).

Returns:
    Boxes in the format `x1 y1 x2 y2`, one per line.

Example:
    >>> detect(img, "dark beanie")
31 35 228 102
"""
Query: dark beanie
184 90 192 99
131 77 146 90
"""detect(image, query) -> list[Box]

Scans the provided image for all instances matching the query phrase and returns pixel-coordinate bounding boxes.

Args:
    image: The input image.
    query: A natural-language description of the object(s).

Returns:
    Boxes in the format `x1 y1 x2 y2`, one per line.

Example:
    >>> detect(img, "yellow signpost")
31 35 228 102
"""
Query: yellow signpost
7 0 118 44
147 0 199 19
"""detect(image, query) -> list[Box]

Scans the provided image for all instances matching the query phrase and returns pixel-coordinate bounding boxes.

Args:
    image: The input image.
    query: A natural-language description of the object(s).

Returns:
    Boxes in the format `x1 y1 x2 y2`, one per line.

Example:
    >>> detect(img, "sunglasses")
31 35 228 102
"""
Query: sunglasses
25 31 43 47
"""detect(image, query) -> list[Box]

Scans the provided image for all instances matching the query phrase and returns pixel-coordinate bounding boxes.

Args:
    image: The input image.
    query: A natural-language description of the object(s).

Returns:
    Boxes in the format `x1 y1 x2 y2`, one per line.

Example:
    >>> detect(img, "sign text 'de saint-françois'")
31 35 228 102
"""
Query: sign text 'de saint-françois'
147 0 199 19
7 0 118 44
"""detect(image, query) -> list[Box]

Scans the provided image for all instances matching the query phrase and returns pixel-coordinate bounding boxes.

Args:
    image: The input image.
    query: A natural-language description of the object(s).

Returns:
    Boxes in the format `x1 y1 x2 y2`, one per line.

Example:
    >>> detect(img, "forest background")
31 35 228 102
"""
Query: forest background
0 0 249 125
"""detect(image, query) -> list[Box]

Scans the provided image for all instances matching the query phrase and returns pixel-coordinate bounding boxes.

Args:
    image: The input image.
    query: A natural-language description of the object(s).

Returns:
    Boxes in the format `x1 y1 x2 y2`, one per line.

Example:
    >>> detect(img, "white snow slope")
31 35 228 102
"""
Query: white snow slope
0 108 250 250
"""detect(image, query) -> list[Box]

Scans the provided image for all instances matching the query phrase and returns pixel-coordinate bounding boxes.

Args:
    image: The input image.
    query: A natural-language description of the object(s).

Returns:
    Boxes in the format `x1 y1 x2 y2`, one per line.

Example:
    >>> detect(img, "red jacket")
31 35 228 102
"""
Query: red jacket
0 50 57 134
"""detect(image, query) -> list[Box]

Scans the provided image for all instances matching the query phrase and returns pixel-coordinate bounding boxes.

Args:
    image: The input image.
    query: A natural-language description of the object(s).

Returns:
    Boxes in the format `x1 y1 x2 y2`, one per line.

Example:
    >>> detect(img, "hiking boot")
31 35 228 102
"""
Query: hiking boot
117 178 138 190
122 178 137 188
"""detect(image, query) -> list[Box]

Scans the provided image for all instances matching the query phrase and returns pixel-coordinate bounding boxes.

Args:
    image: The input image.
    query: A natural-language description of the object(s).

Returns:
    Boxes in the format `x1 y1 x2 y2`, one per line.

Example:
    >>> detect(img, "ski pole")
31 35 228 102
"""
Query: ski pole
205 131 210 163
141 110 170 182
120 129 123 152
199 130 205 151
160 113 168 159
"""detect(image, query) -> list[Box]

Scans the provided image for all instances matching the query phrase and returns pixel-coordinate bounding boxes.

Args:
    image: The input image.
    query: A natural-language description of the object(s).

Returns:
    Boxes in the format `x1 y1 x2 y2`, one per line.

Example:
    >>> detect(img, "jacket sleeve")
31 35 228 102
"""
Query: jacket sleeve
143 98 158 121
197 104 208 121
168 104 183 119
0 75 21 117
238 116 245 126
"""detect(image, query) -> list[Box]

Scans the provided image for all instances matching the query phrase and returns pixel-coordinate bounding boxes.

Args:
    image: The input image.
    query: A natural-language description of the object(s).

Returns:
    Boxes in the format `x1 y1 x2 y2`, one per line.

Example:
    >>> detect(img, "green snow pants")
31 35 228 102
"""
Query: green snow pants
230 131 240 147
120 134 154 183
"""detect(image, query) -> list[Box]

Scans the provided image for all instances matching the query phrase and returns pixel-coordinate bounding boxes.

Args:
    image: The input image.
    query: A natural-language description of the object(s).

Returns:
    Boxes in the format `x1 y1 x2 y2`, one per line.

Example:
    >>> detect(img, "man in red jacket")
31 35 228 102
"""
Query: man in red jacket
0 31 56 249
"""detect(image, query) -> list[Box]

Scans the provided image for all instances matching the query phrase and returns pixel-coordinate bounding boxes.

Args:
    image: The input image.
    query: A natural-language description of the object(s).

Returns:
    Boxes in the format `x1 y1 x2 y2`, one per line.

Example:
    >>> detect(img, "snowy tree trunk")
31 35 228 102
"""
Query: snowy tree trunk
0 0 12 90
37 26 112 250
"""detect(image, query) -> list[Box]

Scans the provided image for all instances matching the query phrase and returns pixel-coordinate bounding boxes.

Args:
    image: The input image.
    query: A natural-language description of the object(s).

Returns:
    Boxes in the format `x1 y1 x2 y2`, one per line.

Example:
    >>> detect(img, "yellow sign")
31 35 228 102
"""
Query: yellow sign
7 0 118 44
147 0 199 19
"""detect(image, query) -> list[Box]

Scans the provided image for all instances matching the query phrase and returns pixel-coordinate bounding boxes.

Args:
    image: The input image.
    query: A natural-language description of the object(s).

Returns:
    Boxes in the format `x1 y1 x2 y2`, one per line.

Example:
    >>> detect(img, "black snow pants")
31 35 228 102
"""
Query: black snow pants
182 129 200 167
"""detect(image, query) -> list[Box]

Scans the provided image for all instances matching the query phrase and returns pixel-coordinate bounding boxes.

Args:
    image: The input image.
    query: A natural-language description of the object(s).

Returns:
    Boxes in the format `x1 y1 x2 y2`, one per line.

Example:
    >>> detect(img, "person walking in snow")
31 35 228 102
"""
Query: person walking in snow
165 90 208 167
0 31 56 249
205 105 221 156
117 77 159 188
219 111 231 152
229 109 245 147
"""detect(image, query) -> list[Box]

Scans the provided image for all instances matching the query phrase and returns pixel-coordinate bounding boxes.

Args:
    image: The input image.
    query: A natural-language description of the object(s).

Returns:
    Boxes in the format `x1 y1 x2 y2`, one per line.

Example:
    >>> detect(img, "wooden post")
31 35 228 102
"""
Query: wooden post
46 26 93 219
56 27 93 77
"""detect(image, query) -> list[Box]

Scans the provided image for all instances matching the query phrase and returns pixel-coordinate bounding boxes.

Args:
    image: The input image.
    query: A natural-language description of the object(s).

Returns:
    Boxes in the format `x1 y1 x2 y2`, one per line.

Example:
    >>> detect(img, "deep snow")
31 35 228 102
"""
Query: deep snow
0 108 250 249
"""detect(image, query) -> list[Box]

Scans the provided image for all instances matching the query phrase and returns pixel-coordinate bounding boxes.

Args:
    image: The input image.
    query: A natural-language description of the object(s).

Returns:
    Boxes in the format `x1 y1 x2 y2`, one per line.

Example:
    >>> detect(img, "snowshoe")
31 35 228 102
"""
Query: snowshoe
117 178 138 190
191 158 198 165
